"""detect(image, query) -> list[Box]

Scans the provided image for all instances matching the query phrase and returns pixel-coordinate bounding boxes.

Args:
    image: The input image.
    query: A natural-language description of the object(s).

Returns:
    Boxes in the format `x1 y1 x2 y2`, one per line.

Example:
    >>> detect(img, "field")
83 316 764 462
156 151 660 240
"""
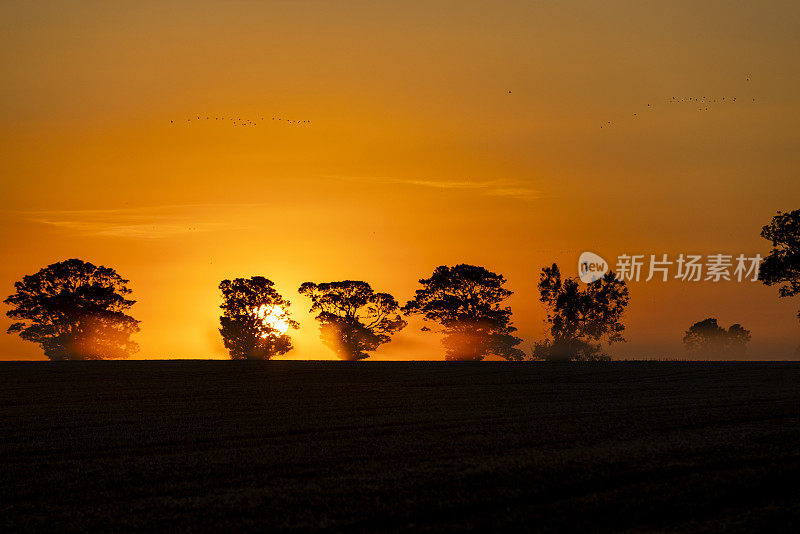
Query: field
1 361 800 532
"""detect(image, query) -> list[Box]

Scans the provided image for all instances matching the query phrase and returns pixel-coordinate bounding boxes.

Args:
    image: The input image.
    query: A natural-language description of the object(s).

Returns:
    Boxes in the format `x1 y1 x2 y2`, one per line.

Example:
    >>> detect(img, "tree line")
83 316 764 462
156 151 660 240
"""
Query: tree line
4 209 799 361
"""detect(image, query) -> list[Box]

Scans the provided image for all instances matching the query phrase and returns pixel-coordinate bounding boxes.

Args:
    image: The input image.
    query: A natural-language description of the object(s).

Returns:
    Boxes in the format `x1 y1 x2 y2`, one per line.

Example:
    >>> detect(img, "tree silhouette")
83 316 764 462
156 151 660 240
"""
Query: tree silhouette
219 277 298 360
761 209 800 322
403 264 524 361
4 259 140 360
298 281 406 360
535 263 629 361
727 324 752 355
683 318 751 355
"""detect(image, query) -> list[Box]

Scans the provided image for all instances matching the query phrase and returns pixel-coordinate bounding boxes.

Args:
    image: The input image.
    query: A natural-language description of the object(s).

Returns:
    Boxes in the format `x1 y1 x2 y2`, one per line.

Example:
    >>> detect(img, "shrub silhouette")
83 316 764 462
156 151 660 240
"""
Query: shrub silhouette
683 318 751 356
4 259 140 360
403 264 524 361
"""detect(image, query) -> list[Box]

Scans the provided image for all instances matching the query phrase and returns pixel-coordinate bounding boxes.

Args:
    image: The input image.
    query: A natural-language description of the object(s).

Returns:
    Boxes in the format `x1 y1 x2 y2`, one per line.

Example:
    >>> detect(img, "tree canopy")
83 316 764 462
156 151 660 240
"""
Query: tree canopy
683 318 751 355
219 277 298 360
4 258 140 360
535 263 629 361
403 264 524 361
761 209 800 322
298 281 406 360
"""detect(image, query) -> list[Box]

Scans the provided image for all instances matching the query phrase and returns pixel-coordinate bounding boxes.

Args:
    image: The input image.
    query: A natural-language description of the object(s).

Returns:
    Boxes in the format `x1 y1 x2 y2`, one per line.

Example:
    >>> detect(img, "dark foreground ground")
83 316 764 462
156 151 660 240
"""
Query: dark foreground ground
1 361 800 532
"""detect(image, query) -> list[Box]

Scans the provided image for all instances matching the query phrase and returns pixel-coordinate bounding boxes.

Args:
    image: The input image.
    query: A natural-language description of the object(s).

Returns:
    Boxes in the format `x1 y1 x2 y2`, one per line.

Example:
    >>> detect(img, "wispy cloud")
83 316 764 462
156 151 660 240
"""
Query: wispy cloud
13 204 254 239
483 187 542 201
331 175 542 201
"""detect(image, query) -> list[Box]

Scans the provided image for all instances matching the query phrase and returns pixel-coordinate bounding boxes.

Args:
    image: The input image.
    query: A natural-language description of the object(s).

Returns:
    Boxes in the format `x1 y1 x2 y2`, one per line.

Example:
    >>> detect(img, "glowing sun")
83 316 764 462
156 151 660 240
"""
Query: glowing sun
252 304 290 336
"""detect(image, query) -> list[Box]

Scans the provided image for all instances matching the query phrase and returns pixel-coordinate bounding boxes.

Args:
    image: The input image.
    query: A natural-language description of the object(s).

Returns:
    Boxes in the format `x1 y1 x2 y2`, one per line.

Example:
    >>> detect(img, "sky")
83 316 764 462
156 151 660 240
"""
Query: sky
1 0 799 360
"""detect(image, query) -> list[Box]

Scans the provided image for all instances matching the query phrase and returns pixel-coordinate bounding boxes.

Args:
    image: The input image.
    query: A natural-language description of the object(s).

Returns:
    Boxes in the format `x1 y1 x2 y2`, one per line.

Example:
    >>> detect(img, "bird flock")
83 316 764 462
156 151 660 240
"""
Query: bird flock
170 115 312 127
600 74 758 129
665 94 757 111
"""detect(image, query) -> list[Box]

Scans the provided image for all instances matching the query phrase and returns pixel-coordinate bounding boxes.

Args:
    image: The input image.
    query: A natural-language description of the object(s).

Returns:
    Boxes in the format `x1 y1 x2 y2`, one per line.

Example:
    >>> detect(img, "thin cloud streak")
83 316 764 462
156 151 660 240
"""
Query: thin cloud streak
12 204 253 239
330 175 542 201
11 203 269 217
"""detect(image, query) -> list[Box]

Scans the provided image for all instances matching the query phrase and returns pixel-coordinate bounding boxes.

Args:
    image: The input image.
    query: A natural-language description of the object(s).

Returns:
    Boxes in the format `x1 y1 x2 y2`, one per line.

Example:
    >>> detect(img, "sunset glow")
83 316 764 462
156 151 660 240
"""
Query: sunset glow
0 1 798 361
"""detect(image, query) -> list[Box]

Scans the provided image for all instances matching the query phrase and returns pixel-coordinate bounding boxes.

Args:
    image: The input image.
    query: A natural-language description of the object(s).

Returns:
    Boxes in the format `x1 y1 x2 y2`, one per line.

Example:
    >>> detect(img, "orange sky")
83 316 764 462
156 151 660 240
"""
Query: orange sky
1 1 799 360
